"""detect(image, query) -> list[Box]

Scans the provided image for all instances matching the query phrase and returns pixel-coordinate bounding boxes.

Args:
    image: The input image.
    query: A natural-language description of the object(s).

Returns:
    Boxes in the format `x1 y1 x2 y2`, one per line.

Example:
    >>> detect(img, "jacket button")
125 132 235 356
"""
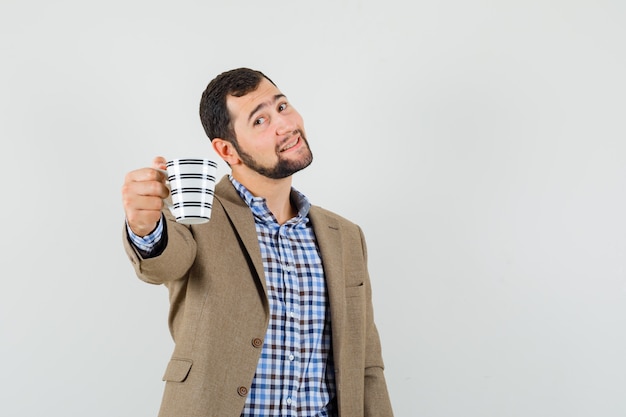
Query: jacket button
237 386 248 396
251 338 263 348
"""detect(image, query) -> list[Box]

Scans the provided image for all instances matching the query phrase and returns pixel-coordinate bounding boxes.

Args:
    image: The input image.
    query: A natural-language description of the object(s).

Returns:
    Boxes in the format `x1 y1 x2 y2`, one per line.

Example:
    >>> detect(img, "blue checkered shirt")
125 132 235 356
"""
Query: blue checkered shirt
127 177 336 416
231 177 336 417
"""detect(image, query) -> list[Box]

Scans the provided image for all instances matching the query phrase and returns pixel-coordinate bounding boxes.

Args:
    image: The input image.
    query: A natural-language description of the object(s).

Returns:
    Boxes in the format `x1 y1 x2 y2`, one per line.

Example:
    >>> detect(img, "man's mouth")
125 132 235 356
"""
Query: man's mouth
279 136 300 152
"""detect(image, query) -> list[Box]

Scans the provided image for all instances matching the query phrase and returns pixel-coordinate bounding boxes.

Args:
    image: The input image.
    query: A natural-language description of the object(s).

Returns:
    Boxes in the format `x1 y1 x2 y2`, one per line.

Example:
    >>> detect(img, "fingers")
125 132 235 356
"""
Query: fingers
152 156 167 171
124 165 168 186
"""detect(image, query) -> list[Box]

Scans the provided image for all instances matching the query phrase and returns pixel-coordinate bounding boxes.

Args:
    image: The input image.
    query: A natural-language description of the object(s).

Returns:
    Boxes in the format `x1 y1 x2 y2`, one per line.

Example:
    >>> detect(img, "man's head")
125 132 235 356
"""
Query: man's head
199 68 312 180
199 68 272 143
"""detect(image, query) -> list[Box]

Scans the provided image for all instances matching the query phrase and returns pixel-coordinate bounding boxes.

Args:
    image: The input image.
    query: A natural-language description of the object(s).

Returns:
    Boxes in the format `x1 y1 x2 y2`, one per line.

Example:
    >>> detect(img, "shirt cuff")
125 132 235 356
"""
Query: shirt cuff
126 215 164 254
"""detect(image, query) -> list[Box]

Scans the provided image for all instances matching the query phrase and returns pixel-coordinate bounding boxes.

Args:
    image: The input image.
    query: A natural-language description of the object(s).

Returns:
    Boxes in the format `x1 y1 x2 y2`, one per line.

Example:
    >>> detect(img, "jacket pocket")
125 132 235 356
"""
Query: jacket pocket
162 358 193 382
345 282 364 298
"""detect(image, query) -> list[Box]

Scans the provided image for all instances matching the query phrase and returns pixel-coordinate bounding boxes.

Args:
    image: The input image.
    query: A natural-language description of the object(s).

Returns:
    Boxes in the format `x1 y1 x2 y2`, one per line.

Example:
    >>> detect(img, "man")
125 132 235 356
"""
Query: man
121 68 393 417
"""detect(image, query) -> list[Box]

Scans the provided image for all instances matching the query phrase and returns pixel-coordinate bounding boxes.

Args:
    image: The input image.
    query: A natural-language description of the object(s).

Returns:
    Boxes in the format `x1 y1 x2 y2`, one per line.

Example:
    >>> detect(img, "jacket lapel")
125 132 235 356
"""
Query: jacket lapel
309 207 346 357
214 177 268 300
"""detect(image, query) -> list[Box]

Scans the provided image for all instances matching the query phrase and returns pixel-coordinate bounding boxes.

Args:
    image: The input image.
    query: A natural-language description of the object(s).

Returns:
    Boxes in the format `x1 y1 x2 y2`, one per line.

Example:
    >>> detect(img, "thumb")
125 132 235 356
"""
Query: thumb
152 156 167 170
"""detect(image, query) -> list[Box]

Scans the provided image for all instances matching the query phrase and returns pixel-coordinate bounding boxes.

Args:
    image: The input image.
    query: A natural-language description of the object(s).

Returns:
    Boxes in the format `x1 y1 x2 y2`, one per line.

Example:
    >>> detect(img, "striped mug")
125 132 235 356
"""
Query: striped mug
164 158 218 224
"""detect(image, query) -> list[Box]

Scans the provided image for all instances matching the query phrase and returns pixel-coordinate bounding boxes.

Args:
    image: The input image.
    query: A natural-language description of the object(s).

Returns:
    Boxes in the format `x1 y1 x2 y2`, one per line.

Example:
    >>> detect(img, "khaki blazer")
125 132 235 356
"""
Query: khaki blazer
123 176 393 417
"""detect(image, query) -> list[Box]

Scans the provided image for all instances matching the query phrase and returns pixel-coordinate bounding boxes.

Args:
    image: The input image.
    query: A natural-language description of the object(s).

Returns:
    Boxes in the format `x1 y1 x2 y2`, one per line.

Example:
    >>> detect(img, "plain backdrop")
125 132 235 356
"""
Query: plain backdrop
1 1 625 416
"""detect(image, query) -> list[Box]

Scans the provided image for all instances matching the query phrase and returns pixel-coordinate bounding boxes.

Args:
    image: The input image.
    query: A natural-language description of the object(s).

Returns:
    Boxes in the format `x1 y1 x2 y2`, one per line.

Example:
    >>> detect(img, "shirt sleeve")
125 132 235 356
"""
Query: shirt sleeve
126 215 165 256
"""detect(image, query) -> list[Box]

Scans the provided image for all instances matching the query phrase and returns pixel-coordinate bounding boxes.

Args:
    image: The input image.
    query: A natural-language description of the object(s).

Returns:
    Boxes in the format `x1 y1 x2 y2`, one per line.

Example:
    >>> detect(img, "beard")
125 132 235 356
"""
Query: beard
234 134 313 179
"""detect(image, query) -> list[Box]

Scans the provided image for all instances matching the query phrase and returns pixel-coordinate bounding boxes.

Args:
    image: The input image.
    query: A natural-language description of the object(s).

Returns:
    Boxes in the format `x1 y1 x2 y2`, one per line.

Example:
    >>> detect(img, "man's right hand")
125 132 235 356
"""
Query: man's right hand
121 156 170 237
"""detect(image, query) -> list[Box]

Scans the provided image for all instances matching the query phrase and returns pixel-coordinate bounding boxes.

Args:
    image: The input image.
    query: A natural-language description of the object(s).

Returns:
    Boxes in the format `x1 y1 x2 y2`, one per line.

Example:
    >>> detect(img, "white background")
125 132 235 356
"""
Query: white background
1 1 625 416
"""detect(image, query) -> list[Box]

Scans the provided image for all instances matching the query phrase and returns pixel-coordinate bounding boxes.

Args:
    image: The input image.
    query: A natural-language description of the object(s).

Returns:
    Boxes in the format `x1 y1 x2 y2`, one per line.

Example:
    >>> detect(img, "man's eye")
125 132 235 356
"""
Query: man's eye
254 117 266 125
278 103 288 112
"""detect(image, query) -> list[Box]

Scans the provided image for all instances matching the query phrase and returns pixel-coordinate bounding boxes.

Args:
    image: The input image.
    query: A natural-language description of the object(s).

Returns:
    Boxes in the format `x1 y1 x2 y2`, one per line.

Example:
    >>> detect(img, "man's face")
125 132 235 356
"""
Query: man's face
226 78 312 179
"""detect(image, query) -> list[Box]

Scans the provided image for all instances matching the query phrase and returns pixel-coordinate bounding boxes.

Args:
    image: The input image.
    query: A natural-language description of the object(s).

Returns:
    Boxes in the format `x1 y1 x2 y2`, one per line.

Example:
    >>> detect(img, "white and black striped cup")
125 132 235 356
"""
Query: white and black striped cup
165 158 218 224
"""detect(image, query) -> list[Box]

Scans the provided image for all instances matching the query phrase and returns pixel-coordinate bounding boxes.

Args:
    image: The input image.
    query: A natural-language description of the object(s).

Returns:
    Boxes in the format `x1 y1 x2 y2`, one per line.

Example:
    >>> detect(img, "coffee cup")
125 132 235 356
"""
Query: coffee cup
164 158 218 224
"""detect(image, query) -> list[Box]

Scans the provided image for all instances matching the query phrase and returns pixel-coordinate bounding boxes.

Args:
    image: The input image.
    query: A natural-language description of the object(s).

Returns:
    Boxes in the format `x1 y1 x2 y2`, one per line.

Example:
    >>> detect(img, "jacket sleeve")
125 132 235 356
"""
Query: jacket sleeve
360 226 395 417
122 211 197 285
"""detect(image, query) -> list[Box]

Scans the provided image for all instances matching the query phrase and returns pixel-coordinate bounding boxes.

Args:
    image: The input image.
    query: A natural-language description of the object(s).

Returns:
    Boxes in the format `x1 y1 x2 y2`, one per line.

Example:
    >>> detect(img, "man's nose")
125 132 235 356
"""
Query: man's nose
275 114 297 136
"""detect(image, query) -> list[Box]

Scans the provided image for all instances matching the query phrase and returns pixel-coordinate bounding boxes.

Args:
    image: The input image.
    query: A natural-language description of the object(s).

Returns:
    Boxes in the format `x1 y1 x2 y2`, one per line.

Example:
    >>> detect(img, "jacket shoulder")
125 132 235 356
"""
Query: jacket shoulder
309 205 362 231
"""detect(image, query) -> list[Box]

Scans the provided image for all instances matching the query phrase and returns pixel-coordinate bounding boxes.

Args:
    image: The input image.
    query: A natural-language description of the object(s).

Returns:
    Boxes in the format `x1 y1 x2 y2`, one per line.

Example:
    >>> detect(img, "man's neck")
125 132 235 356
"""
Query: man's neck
232 170 296 225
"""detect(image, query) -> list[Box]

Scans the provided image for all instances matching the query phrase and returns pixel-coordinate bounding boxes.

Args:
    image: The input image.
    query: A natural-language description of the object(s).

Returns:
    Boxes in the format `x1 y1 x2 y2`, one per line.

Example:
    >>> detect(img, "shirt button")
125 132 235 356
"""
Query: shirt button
286 397 292 405
251 338 263 348
237 386 248 397
289 354 295 361
289 311 295 318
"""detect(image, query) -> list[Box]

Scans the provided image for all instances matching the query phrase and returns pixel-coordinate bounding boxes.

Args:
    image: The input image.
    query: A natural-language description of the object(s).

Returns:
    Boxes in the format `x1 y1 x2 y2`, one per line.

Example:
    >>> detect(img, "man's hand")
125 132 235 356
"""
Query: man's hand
121 156 169 237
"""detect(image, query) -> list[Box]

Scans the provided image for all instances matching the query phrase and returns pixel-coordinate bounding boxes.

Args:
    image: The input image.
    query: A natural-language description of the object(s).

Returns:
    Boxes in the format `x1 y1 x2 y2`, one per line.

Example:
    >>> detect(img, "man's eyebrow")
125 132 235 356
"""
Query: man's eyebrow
247 94 286 122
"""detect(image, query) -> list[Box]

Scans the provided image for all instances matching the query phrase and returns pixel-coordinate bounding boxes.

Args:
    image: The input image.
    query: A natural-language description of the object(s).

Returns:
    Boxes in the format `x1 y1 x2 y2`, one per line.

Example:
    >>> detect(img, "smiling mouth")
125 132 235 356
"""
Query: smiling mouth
279 136 300 152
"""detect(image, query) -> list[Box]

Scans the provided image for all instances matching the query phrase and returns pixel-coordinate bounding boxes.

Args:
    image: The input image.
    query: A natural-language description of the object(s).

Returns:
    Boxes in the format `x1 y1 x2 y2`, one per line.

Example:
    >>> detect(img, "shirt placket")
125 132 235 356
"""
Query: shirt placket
278 223 300 416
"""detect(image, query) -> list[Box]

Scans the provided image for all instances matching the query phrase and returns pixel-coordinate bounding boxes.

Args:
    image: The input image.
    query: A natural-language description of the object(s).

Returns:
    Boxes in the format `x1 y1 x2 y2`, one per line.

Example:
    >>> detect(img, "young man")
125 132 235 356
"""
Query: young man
121 68 393 417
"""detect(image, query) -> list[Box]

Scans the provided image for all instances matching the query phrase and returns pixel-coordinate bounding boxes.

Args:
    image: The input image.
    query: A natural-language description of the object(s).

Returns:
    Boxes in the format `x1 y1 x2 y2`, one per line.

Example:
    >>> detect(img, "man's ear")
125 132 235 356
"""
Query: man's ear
212 138 240 166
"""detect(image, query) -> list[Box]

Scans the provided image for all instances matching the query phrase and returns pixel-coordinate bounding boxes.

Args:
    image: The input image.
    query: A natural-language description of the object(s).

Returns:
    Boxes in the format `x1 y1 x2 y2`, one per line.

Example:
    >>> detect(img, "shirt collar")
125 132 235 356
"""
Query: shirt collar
229 175 311 225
